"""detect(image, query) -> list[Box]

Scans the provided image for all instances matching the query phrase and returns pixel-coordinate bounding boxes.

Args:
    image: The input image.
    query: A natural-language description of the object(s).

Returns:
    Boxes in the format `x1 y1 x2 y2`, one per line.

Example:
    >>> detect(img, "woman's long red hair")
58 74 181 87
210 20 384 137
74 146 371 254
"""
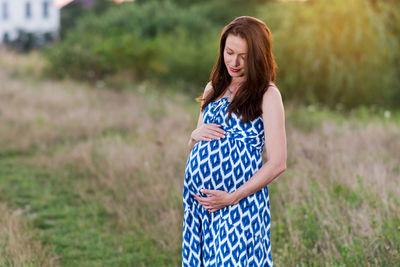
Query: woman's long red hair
201 16 277 124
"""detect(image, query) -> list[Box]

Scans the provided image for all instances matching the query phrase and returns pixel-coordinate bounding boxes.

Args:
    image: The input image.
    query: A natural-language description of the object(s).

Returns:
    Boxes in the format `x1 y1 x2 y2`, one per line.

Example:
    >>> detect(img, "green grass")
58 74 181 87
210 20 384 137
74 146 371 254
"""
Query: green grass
0 49 399 266
0 159 178 266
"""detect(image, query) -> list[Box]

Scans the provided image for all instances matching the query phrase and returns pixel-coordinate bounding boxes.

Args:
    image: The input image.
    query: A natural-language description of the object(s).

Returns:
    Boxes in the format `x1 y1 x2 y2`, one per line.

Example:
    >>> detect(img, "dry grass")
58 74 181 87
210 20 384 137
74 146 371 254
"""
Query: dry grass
0 47 45 78
1 49 194 257
0 204 58 266
271 114 400 265
35 102 192 251
0 68 150 154
0 48 399 265
43 94 192 249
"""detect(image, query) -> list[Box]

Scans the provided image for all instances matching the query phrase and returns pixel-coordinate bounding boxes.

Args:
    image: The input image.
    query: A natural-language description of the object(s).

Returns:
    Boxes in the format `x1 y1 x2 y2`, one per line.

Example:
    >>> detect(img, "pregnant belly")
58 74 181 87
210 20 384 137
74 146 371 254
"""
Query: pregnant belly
185 139 261 196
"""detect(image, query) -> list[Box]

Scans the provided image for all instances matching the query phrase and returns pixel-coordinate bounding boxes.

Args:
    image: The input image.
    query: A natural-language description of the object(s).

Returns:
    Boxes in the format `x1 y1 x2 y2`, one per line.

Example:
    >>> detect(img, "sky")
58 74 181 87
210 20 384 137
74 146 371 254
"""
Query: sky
54 0 74 8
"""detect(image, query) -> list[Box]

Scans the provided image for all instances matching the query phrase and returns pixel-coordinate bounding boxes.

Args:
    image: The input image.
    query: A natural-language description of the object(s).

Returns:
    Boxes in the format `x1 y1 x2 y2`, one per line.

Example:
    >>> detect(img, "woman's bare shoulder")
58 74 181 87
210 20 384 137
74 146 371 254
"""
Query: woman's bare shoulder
201 81 214 99
205 81 213 93
263 83 282 103
261 83 284 118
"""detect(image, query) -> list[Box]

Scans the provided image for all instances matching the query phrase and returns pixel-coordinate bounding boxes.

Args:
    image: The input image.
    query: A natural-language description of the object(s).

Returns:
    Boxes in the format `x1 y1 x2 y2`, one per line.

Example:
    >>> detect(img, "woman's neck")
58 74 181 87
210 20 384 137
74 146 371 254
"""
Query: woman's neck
229 77 245 94
231 76 245 84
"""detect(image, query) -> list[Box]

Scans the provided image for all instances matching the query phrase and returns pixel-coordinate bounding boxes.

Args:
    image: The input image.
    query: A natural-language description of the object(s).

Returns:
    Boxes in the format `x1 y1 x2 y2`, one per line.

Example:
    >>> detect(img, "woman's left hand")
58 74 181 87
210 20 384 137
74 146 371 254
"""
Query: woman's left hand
194 189 235 213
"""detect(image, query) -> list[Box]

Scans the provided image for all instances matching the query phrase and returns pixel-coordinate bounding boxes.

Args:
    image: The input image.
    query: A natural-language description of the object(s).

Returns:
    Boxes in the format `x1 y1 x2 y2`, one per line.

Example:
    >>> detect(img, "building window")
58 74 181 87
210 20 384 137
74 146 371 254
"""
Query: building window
26 2 31 19
3 32 9 42
43 1 49 18
2 1 8 20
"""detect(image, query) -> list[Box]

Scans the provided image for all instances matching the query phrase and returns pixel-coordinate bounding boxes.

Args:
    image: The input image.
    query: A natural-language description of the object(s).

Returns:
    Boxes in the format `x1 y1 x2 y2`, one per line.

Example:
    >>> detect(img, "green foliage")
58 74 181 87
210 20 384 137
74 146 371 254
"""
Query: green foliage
60 0 114 39
45 0 270 91
45 0 400 108
157 28 219 85
60 3 86 39
258 0 400 108
46 1 227 87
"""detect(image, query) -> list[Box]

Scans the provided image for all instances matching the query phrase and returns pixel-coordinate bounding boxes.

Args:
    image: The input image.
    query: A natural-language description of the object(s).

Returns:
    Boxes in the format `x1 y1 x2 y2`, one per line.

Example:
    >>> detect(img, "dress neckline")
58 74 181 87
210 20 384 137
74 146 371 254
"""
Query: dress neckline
213 95 231 103
213 83 276 103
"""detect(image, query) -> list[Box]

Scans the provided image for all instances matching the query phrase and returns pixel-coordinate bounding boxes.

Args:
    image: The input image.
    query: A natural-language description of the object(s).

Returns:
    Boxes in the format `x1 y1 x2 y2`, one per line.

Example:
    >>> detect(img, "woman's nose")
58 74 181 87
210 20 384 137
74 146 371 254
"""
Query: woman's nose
232 56 240 67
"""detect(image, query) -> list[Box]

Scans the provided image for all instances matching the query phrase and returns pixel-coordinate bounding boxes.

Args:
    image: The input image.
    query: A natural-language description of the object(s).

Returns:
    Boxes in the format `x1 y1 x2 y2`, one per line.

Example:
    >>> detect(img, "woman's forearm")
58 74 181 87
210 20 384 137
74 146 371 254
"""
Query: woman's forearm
231 160 286 204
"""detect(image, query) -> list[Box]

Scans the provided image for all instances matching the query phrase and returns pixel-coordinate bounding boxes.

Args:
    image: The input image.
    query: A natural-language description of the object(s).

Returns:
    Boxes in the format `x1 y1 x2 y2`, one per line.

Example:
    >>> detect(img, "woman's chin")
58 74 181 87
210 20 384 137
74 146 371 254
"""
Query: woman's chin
229 72 245 79
228 70 242 77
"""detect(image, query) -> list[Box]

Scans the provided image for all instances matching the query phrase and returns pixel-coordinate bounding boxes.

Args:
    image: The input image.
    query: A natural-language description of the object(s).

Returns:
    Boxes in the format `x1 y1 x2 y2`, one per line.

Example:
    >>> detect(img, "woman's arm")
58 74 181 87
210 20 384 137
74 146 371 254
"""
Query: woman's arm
188 82 225 152
195 85 287 212
231 85 287 204
188 111 204 151
188 82 210 151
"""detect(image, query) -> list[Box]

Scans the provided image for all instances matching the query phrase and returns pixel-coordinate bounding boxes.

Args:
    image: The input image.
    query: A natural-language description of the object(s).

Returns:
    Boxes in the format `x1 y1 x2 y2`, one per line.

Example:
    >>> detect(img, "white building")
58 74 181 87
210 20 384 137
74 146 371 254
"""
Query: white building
0 0 59 43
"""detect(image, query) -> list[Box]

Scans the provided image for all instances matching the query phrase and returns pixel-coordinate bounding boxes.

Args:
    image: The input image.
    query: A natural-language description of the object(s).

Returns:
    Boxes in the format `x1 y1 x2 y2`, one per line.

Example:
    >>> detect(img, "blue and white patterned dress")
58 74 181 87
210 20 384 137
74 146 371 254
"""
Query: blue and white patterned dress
182 88 273 267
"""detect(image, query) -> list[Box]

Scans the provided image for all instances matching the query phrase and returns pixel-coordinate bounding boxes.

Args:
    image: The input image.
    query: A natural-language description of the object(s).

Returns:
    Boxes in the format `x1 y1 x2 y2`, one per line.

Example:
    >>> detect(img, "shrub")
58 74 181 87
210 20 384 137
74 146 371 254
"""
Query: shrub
45 0 400 108
44 0 267 89
258 0 400 108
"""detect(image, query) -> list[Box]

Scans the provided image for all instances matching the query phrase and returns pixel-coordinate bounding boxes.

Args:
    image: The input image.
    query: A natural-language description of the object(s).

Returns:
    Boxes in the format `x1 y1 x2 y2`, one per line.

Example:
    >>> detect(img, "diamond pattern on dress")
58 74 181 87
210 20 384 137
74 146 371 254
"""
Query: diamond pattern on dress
183 95 273 266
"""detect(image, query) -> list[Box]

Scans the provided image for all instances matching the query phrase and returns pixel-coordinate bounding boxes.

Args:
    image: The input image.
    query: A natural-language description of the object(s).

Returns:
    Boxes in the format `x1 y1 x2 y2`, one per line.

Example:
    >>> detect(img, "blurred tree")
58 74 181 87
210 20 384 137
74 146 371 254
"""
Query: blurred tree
46 0 400 108
258 0 400 108
45 0 218 84
92 0 114 14
60 0 114 39
60 2 87 39
135 0 273 25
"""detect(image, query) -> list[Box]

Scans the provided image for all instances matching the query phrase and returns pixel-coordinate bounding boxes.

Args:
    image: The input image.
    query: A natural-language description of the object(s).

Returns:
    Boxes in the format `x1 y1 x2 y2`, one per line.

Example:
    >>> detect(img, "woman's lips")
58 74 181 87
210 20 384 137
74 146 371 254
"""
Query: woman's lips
229 67 240 72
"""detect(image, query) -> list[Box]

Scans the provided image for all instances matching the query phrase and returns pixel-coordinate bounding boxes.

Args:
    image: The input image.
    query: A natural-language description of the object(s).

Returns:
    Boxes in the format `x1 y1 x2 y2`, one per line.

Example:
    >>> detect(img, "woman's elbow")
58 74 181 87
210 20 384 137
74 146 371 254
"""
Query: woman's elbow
277 162 286 175
272 160 286 175
280 162 287 174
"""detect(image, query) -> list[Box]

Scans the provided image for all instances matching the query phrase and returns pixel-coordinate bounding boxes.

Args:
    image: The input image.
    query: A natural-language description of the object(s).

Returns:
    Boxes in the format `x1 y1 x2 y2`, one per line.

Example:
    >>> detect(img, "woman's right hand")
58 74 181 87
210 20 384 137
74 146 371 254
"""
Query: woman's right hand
191 123 226 142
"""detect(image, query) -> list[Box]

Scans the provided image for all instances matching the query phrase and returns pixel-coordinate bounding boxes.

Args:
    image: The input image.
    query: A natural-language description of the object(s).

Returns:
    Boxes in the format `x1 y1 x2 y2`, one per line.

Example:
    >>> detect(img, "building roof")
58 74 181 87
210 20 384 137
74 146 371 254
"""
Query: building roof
54 0 74 8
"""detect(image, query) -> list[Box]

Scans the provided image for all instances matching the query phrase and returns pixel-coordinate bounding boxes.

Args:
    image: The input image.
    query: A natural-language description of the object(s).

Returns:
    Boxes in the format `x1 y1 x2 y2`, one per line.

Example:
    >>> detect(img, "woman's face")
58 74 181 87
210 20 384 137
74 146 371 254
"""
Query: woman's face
223 34 247 79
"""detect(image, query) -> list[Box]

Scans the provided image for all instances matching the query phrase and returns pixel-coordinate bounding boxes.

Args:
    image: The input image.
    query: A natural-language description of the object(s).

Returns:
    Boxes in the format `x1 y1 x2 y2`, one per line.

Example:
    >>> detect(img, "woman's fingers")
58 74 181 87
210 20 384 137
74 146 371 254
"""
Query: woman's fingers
194 196 214 208
195 195 212 205
201 189 216 195
205 128 225 138
194 196 220 212
207 123 222 128
198 131 223 141
198 136 213 142
193 189 233 213
192 123 226 142
206 124 226 135
206 131 224 139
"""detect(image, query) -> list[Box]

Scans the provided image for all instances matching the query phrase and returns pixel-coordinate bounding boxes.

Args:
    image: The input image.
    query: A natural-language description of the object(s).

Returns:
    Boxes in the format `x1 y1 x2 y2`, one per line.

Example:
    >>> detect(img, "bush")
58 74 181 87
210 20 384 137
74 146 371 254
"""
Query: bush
44 1 226 84
258 0 400 108
45 0 400 108
44 0 265 89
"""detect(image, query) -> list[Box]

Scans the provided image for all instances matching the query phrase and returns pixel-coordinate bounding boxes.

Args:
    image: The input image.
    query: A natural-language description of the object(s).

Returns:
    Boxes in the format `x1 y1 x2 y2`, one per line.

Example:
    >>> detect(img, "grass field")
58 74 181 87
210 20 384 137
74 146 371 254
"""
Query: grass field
0 49 399 266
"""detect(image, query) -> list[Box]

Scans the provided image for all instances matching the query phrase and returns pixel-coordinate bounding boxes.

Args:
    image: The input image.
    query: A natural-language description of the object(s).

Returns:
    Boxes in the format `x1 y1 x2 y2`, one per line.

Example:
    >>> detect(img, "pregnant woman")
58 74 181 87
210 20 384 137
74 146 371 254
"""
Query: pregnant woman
182 16 287 266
